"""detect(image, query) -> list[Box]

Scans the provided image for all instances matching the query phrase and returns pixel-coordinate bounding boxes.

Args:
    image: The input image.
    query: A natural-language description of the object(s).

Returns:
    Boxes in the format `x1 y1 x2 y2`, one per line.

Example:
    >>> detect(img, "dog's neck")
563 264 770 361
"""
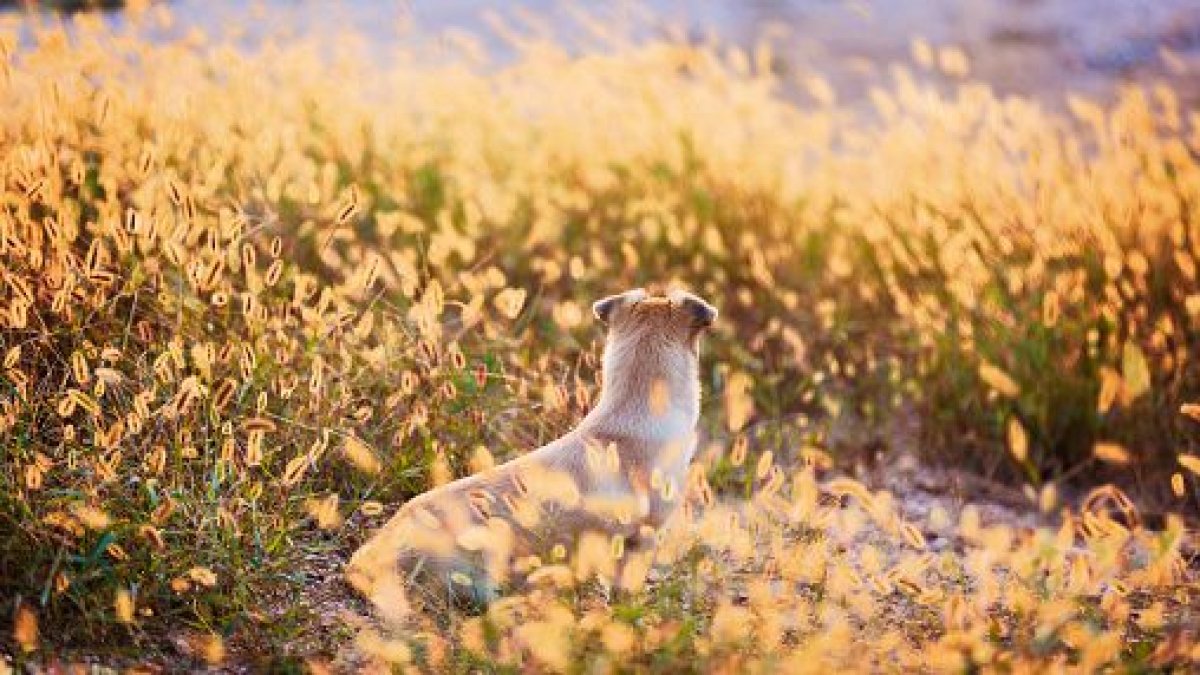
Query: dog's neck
580 333 700 444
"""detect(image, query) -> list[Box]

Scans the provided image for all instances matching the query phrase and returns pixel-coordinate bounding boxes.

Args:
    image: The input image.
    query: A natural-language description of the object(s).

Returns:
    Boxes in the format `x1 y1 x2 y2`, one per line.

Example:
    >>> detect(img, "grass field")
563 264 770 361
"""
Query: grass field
1 5 1199 671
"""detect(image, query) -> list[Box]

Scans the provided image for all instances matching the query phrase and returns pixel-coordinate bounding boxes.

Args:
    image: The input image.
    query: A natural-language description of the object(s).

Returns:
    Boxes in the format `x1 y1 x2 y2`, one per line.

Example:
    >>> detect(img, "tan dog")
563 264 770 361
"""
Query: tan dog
346 287 717 611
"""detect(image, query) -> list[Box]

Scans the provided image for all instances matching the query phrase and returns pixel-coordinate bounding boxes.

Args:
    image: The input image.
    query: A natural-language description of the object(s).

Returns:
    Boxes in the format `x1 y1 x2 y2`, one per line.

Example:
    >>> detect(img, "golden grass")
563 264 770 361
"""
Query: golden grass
0 4 1198 670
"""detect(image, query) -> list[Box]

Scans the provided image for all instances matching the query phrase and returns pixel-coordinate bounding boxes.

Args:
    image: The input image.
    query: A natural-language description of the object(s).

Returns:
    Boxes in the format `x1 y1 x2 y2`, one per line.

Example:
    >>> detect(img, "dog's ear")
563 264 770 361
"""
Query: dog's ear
592 293 626 324
679 292 717 328
593 288 651 324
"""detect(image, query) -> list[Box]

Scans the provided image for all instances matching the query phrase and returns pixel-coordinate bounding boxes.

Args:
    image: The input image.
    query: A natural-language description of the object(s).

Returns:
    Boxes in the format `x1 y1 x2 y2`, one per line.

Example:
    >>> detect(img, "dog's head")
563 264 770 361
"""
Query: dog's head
593 287 717 355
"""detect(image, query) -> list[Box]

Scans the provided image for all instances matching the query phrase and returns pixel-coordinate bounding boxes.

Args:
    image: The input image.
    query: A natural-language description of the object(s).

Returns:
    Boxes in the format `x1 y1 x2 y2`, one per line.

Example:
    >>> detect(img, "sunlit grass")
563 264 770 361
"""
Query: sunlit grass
0 4 1197 670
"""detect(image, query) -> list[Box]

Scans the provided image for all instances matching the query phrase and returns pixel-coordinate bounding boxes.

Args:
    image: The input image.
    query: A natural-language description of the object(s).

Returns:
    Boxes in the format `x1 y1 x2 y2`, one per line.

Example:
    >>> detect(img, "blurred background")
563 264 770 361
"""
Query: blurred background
5 0 1200 106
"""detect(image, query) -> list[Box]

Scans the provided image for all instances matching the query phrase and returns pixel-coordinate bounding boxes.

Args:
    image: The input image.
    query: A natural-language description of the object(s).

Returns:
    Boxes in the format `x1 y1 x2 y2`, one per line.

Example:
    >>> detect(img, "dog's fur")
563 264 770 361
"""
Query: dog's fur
346 287 717 610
